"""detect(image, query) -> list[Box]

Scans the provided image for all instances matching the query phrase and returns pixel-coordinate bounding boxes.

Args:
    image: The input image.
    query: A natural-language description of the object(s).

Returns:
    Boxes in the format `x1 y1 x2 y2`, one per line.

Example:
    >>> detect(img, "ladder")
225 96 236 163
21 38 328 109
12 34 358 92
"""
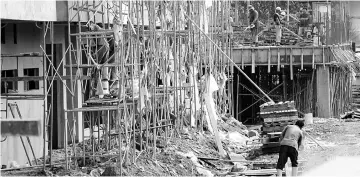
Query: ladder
1 98 7 143
8 103 38 166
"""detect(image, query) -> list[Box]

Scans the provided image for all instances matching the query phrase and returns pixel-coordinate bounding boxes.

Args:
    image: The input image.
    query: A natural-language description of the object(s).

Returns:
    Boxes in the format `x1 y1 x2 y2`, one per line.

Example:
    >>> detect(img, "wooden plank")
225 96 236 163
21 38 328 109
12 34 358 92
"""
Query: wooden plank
231 169 282 176
65 104 135 112
261 112 298 119
263 116 299 122
1 119 41 136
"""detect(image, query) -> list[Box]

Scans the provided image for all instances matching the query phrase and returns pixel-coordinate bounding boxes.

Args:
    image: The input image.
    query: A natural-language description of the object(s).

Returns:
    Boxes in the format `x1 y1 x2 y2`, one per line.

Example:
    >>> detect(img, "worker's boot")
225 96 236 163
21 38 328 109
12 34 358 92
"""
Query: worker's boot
291 167 298 177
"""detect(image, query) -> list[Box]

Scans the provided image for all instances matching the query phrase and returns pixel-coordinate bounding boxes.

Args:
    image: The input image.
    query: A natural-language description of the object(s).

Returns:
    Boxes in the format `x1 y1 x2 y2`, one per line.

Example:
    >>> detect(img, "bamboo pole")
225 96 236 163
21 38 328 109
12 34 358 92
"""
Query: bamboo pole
184 13 274 103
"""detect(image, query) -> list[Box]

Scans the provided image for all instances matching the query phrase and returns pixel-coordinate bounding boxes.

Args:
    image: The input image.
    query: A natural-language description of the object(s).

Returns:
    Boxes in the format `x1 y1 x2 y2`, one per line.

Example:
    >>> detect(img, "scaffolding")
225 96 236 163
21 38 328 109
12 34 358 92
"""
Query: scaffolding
0 0 355 174
59 0 239 171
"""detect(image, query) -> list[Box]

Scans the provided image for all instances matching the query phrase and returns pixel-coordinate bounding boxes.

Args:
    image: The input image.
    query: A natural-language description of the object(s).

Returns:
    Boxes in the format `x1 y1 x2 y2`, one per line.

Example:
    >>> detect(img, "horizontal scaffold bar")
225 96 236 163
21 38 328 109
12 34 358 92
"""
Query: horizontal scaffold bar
70 30 197 36
1 76 91 82
64 63 141 68
65 104 135 112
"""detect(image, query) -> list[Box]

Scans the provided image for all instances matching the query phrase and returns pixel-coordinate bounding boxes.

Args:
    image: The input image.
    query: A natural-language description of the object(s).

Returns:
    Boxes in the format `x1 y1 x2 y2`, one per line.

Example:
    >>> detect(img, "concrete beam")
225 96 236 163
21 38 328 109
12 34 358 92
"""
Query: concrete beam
232 46 330 66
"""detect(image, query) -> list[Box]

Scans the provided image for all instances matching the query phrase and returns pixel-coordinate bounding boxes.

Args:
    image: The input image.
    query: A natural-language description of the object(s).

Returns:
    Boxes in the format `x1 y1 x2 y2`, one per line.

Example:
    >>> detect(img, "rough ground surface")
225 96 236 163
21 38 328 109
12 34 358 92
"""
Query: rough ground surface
301 118 360 172
2 117 360 176
252 118 360 174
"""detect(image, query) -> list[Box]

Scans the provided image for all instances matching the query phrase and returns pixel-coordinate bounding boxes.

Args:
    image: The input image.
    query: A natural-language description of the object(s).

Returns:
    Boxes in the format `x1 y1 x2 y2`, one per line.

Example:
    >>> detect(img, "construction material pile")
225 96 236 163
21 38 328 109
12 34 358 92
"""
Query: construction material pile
232 25 313 46
261 29 312 46
2 116 260 176
260 101 300 153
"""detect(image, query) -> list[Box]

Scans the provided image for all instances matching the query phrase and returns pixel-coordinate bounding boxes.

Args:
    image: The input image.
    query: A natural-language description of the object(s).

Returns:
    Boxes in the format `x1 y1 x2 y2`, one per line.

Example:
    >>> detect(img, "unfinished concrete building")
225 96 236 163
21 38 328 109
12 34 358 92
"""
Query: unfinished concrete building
1 0 359 172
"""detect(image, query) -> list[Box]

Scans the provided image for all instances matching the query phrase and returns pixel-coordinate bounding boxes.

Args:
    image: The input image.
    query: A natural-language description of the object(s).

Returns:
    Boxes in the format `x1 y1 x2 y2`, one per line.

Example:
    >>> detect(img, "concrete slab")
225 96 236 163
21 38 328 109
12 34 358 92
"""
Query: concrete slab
302 156 360 177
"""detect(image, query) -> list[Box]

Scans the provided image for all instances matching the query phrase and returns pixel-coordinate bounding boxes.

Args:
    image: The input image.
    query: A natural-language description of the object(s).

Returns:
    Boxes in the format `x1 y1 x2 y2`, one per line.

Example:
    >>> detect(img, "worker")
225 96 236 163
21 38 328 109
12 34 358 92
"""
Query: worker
276 120 305 177
273 7 283 46
248 5 259 46
88 21 110 64
298 8 310 37
88 21 111 96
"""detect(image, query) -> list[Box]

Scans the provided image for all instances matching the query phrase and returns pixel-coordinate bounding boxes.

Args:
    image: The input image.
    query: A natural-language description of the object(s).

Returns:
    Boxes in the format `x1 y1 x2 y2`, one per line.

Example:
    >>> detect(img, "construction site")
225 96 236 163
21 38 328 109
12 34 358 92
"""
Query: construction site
2 0 360 176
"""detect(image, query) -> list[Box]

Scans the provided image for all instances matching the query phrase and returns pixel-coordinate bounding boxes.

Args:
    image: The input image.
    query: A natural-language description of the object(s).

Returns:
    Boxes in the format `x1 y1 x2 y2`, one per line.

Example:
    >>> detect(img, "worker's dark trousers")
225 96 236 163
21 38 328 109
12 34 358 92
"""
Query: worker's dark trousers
276 145 298 170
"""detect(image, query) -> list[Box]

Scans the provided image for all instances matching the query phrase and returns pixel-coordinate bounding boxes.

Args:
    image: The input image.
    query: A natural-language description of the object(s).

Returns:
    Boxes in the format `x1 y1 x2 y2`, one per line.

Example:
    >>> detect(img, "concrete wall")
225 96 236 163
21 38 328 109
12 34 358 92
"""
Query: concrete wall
1 22 47 166
0 0 57 21
2 23 44 94
0 22 82 165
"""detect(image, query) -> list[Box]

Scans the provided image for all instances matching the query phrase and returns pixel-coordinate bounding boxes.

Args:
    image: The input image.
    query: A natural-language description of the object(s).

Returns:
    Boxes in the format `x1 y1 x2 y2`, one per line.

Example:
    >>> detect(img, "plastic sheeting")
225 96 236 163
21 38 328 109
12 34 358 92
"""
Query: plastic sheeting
204 74 226 157
188 66 201 127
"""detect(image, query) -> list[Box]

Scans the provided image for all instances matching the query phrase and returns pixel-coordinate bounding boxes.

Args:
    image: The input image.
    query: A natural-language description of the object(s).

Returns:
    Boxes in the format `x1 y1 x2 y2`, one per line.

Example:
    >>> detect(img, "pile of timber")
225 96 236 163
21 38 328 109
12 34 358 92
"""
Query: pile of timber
260 101 299 133
262 29 313 46
232 25 314 46
352 110 360 119
260 101 300 153
352 85 360 106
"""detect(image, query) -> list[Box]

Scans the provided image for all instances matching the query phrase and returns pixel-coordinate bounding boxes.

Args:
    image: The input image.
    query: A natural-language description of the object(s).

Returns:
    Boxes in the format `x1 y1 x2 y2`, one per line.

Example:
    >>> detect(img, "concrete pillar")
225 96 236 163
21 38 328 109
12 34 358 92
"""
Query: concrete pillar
316 66 331 118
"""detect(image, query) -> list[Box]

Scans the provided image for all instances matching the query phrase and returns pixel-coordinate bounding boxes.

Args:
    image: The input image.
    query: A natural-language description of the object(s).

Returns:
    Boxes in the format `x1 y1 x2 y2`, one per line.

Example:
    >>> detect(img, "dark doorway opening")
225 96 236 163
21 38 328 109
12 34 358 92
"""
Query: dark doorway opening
46 43 63 149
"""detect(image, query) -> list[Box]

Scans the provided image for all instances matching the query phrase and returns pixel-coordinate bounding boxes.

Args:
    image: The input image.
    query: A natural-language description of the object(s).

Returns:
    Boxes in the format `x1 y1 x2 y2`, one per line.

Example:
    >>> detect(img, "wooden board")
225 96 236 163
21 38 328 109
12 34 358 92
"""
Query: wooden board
230 168 285 176
263 120 297 127
260 102 296 112
260 111 298 119
263 116 299 123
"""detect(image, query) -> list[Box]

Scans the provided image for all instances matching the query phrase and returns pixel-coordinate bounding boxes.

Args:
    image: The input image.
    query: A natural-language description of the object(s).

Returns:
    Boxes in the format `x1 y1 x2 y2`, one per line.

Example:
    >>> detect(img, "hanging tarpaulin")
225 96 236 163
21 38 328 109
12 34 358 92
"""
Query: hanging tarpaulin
204 73 226 157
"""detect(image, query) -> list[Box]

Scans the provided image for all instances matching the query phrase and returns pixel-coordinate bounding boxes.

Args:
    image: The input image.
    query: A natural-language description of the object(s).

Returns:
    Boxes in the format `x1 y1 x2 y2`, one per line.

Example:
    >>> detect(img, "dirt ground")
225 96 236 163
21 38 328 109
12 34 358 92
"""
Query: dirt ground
300 118 360 172
2 117 360 176
253 118 360 174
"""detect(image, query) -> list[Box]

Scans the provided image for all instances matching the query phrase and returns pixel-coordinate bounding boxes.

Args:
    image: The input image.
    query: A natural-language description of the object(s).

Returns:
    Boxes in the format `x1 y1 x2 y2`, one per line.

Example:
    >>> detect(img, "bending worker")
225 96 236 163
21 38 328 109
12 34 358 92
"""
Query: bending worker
276 120 305 177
